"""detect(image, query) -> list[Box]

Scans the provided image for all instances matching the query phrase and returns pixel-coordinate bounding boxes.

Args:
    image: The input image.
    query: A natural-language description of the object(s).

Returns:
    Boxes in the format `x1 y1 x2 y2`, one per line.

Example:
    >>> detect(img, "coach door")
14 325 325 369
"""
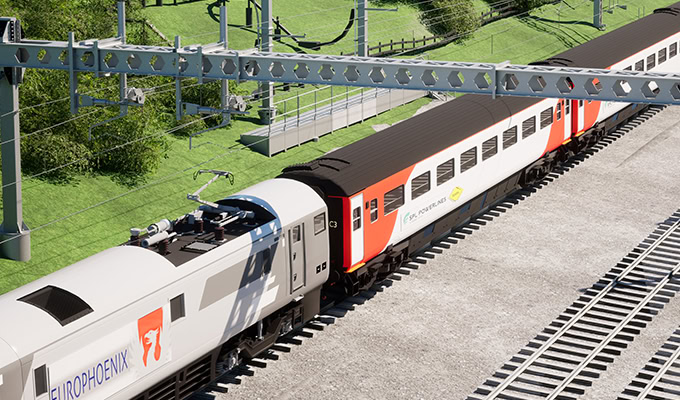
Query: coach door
572 99 584 134
288 224 305 293
350 194 364 266
562 100 571 140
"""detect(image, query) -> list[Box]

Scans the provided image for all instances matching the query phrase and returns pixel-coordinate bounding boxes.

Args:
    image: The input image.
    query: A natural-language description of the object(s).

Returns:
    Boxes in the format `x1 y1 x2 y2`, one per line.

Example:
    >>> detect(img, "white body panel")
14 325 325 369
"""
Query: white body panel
376 29 680 255
350 194 364 265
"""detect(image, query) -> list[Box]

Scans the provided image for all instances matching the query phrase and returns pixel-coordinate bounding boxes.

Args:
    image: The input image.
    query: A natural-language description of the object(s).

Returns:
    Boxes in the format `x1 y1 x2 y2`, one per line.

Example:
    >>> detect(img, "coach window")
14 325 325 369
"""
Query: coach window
370 199 379 222
565 101 570 115
352 207 361 231
556 104 562 121
522 116 536 139
540 107 553 129
670 43 677 58
436 158 454 185
482 137 497 161
647 54 656 70
659 48 667 64
384 185 405 215
34 365 48 397
411 171 430 200
292 225 301 242
262 247 273 275
314 212 326 235
170 294 185 322
503 126 517 149
460 147 477 173
635 60 644 71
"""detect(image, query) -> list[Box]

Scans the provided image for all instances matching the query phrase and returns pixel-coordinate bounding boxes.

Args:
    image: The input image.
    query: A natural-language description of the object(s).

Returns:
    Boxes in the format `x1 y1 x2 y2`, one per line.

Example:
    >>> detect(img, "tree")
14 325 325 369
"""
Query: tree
0 0 246 185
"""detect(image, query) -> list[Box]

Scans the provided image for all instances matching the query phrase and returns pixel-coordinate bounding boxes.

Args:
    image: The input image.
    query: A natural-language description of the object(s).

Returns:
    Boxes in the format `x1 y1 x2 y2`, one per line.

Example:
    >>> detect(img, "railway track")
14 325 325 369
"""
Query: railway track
468 209 680 400
618 326 680 400
188 105 667 399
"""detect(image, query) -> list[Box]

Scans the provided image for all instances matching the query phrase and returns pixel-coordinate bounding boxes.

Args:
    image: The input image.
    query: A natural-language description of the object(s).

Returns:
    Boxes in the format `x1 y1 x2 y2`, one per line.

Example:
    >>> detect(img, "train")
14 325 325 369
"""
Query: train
1 4 680 399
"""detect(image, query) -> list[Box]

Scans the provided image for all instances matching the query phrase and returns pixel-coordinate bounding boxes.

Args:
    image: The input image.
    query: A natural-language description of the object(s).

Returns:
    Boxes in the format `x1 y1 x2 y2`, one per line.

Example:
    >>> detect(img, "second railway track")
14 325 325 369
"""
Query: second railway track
469 210 680 400
618 325 680 400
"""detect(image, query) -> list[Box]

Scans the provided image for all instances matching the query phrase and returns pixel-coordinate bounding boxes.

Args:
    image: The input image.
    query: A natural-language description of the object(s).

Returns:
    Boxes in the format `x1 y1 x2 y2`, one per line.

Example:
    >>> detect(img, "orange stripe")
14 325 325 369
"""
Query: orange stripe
346 262 366 273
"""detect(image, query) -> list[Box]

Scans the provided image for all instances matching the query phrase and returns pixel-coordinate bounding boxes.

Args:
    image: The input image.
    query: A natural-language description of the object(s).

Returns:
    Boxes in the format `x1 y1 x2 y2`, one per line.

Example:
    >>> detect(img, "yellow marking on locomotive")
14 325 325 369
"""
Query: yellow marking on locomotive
562 138 572 145
346 262 366 273
449 187 464 201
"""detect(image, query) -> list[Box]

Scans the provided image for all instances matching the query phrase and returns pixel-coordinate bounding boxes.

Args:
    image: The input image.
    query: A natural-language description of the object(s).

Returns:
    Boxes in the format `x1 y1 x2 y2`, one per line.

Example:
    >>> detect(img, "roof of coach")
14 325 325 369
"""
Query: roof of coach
280 92 539 196
279 5 680 197
0 246 176 357
557 3 680 68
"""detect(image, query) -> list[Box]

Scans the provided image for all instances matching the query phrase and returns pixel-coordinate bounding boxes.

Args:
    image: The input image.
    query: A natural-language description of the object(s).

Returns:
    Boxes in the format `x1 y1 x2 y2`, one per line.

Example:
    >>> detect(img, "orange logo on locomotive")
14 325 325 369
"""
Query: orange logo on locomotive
138 308 163 367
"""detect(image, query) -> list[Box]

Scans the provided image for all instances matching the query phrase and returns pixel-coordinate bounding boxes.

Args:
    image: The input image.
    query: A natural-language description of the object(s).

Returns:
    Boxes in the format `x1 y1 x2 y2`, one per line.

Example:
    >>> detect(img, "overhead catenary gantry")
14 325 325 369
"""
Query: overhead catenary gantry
2 17 680 107
1 2 680 262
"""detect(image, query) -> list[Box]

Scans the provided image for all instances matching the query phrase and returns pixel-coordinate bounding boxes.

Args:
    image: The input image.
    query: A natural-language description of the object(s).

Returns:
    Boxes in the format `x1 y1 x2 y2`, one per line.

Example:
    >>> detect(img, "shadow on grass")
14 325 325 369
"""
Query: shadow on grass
518 15 593 50
145 0 207 7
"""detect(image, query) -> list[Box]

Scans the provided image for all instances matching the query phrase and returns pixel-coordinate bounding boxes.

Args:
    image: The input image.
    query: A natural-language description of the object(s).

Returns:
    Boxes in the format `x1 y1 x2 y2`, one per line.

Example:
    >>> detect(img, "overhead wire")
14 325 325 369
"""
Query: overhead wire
0 0 651 253
0 89 432 251
0 74 164 119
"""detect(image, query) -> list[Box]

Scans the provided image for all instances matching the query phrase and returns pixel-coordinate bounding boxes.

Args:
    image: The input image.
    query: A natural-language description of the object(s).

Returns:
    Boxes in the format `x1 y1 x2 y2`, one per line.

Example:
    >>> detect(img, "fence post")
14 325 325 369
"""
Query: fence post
361 88 364 122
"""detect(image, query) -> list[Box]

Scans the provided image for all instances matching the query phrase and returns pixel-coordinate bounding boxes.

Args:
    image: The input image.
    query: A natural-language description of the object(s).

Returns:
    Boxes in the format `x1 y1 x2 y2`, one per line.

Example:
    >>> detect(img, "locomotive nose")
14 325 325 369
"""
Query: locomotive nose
0 337 22 399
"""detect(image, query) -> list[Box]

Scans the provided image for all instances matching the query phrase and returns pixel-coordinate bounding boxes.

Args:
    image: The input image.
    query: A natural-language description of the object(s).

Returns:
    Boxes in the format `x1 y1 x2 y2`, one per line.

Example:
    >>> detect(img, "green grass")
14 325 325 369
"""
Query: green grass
0 0 677 294
143 0 430 54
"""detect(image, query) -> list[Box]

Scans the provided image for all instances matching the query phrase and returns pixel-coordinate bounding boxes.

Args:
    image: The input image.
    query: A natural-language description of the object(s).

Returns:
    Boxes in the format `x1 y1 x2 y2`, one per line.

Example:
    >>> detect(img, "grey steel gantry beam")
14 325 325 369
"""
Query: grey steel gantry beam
1 33 680 105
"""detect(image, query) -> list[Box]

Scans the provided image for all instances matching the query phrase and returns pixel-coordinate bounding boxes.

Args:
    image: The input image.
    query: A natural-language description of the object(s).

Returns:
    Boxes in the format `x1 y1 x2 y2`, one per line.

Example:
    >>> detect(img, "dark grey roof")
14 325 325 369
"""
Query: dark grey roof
280 3 680 197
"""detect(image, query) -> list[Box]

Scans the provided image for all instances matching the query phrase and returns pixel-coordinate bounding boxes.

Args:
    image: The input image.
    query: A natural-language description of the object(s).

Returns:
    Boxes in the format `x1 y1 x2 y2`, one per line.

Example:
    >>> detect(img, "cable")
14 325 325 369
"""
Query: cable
0 1 648 243
0 74 162 119
414 0 617 61
13 113 216 191
0 93 433 252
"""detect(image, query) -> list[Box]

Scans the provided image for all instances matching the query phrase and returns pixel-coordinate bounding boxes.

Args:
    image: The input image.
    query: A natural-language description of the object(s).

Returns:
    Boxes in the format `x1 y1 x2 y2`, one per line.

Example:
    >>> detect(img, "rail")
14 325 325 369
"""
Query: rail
471 210 680 399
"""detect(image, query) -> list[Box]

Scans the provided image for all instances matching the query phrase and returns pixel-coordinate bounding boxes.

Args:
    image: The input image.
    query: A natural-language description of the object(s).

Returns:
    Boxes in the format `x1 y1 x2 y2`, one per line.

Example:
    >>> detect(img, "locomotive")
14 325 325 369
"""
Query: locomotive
1 4 680 399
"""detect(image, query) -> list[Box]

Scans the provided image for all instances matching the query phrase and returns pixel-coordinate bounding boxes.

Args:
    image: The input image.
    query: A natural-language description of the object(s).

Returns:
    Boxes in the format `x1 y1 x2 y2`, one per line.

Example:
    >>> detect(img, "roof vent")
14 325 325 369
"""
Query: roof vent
18 285 93 326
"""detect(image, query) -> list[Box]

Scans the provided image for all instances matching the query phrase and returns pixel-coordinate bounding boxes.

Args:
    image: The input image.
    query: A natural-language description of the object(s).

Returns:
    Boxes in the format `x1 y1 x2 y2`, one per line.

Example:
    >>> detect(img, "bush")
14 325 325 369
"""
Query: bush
421 0 480 37
512 0 557 11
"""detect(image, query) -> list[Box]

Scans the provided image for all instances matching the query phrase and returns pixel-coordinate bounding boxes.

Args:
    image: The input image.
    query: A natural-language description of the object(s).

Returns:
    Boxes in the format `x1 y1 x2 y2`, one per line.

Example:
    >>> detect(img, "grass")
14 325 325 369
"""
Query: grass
0 0 677 294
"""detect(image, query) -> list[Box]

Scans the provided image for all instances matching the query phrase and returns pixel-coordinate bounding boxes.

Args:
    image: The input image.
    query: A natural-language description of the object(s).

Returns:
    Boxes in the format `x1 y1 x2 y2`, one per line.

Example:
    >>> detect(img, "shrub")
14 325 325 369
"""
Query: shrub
419 0 480 39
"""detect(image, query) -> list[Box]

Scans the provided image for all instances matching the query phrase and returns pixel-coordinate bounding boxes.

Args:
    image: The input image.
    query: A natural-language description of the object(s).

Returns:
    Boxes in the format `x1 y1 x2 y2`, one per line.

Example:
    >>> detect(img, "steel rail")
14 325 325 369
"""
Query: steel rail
625 330 680 399
484 218 680 399
546 237 680 398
